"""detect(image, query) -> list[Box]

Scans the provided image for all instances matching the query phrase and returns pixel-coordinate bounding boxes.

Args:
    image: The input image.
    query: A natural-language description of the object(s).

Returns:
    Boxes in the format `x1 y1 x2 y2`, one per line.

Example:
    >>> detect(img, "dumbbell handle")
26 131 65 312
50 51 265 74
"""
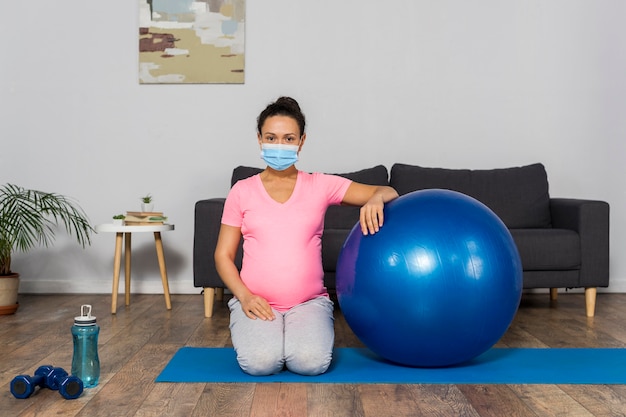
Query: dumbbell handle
43 367 84 399
44 367 69 390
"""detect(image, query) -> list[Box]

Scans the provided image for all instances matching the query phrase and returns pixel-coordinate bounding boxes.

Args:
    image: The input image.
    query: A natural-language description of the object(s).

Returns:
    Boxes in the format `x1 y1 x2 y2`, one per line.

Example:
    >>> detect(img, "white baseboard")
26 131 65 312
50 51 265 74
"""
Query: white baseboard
18 279 201 295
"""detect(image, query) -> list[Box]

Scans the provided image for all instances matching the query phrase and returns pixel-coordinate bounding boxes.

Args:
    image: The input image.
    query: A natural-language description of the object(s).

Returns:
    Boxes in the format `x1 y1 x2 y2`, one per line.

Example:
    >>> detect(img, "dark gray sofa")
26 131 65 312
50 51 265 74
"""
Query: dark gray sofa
194 163 609 317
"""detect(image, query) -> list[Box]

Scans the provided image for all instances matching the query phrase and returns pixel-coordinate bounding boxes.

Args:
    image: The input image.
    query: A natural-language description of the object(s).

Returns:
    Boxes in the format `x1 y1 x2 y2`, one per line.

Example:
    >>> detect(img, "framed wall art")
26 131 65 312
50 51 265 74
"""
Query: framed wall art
139 0 245 84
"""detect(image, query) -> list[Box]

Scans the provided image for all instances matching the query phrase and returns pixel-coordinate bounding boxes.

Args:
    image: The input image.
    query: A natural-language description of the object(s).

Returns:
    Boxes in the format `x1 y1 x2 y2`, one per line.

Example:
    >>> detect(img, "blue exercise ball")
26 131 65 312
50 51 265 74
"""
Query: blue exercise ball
336 189 522 367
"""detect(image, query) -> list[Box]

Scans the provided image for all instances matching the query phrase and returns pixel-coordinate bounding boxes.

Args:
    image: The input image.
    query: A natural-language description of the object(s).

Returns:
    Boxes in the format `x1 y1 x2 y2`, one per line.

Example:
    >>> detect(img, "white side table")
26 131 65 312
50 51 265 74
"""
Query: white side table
95 223 175 314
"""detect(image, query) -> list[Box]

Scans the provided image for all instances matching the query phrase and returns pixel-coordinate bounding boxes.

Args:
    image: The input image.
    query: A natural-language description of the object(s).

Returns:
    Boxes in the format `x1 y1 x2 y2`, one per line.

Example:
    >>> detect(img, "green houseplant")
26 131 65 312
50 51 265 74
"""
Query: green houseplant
112 214 125 225
0 184 94 314
140 193 153 212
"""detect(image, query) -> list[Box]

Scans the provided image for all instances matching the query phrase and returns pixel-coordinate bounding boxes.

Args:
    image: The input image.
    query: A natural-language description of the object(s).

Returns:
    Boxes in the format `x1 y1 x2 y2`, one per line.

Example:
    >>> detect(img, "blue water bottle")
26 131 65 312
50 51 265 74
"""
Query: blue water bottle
71 305 100 388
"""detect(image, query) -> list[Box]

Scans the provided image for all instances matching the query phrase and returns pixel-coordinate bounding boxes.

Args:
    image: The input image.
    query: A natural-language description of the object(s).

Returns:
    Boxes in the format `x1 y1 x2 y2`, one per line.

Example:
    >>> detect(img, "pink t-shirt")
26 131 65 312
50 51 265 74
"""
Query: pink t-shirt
221 171 352 311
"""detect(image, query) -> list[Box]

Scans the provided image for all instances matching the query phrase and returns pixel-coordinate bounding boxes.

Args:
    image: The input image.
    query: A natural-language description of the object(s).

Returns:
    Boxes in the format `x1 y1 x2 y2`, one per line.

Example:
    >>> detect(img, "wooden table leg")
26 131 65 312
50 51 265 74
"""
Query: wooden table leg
154 232 172 310
124 233 132 306
112 232 124 314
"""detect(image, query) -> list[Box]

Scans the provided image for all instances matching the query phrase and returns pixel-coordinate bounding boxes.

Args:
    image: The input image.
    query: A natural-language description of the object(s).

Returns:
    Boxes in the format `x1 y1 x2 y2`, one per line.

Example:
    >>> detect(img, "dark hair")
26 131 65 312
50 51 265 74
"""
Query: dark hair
257 96 306 137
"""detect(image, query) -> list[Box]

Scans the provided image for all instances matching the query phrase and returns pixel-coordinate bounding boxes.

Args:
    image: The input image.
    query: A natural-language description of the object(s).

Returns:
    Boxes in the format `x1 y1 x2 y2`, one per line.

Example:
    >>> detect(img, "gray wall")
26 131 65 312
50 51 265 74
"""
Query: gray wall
2 0 624 295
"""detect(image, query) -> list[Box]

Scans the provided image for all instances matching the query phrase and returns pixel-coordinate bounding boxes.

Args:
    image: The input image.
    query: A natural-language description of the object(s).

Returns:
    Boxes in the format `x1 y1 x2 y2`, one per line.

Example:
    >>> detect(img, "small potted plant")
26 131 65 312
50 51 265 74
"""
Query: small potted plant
140 194 153 212
112 214 125 225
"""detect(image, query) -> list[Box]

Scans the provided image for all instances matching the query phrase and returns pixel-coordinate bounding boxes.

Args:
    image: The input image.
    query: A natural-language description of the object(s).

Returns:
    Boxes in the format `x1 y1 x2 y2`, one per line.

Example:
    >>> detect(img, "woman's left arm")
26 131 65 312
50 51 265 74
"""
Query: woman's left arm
342 182 399 235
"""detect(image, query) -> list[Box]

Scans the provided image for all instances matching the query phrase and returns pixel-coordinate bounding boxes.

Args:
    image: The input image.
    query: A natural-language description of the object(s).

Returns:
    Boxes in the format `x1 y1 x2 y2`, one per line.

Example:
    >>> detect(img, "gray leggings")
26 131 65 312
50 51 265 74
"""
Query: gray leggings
228 295 335 376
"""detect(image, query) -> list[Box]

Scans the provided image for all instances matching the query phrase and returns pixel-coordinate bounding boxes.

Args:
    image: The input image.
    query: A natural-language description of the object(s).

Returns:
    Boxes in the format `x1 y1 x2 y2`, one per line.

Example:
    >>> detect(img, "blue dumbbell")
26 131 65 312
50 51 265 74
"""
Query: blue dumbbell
51 369 83 400
10 365 83 400
10 365 51 399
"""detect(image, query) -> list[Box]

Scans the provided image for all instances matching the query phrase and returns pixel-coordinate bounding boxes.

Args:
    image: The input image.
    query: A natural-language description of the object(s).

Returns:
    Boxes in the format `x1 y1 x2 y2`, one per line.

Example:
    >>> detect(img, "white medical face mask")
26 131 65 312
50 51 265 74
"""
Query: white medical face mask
260 144 299 171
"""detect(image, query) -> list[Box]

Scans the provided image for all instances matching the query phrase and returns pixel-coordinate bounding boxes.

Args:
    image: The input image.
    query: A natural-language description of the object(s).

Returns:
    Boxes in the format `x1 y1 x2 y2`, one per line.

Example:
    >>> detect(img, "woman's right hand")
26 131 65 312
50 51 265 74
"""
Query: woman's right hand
240 293 275 321
215 224 275 321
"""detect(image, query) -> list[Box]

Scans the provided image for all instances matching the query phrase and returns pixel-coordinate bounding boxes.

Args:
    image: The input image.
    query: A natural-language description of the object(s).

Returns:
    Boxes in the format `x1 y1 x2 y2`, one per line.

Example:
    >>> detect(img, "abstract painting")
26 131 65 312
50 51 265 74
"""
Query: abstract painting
139 0 245 84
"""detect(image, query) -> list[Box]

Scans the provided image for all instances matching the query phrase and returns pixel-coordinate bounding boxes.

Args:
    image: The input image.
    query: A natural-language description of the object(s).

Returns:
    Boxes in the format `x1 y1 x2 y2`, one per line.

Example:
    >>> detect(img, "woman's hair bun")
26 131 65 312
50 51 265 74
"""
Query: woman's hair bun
275 96 301 112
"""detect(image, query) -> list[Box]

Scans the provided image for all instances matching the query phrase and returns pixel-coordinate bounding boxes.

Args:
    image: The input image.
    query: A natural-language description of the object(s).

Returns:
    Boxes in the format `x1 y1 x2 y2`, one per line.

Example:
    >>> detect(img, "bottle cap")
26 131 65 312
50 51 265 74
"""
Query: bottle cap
74 304 97 326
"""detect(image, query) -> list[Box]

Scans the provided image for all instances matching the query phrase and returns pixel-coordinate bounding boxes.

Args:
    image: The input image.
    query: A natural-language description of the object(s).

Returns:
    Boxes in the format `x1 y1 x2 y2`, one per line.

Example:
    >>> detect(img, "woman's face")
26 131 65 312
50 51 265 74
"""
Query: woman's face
258 115 306 150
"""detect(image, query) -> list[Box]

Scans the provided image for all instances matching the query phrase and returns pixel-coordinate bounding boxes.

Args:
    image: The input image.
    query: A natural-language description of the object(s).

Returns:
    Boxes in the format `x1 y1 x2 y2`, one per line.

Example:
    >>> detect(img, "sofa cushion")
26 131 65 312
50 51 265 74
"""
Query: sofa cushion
389 163 552 228
510 229 580 270
323 165 389 230
231 166 263 186
231 164 388 186
322 229 351 272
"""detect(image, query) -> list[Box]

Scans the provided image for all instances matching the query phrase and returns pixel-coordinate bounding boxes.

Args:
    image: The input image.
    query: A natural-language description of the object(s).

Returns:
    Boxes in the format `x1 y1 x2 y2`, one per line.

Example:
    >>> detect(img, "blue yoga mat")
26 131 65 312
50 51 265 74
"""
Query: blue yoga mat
156 347 626 384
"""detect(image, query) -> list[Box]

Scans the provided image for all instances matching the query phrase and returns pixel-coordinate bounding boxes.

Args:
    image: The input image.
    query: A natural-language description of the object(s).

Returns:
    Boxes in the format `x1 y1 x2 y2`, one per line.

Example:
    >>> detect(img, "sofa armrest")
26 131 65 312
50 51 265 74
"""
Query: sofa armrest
550 198 610 287
193 198 233 289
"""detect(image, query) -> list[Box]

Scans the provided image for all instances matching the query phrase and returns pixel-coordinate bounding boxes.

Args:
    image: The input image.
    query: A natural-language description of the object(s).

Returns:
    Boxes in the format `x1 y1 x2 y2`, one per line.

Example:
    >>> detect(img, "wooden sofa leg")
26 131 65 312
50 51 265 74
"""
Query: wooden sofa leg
585 287 597 318
216 287 224 302
550 288 558 301
204 287 215 318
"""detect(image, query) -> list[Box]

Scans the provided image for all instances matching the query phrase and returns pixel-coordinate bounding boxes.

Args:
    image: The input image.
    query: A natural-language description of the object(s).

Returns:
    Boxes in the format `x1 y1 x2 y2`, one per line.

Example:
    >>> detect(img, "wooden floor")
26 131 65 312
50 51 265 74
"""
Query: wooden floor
2 292 626 417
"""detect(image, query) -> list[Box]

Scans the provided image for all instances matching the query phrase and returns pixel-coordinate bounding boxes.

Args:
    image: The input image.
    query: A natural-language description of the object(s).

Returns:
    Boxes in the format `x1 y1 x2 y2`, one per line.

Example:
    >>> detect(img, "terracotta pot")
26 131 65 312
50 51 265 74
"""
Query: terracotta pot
0 272 19 315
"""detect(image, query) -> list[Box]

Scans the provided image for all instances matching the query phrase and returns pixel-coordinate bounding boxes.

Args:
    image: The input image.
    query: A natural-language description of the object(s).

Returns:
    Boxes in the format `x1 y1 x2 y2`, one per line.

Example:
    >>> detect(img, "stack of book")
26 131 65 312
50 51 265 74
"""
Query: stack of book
124 211 167 225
